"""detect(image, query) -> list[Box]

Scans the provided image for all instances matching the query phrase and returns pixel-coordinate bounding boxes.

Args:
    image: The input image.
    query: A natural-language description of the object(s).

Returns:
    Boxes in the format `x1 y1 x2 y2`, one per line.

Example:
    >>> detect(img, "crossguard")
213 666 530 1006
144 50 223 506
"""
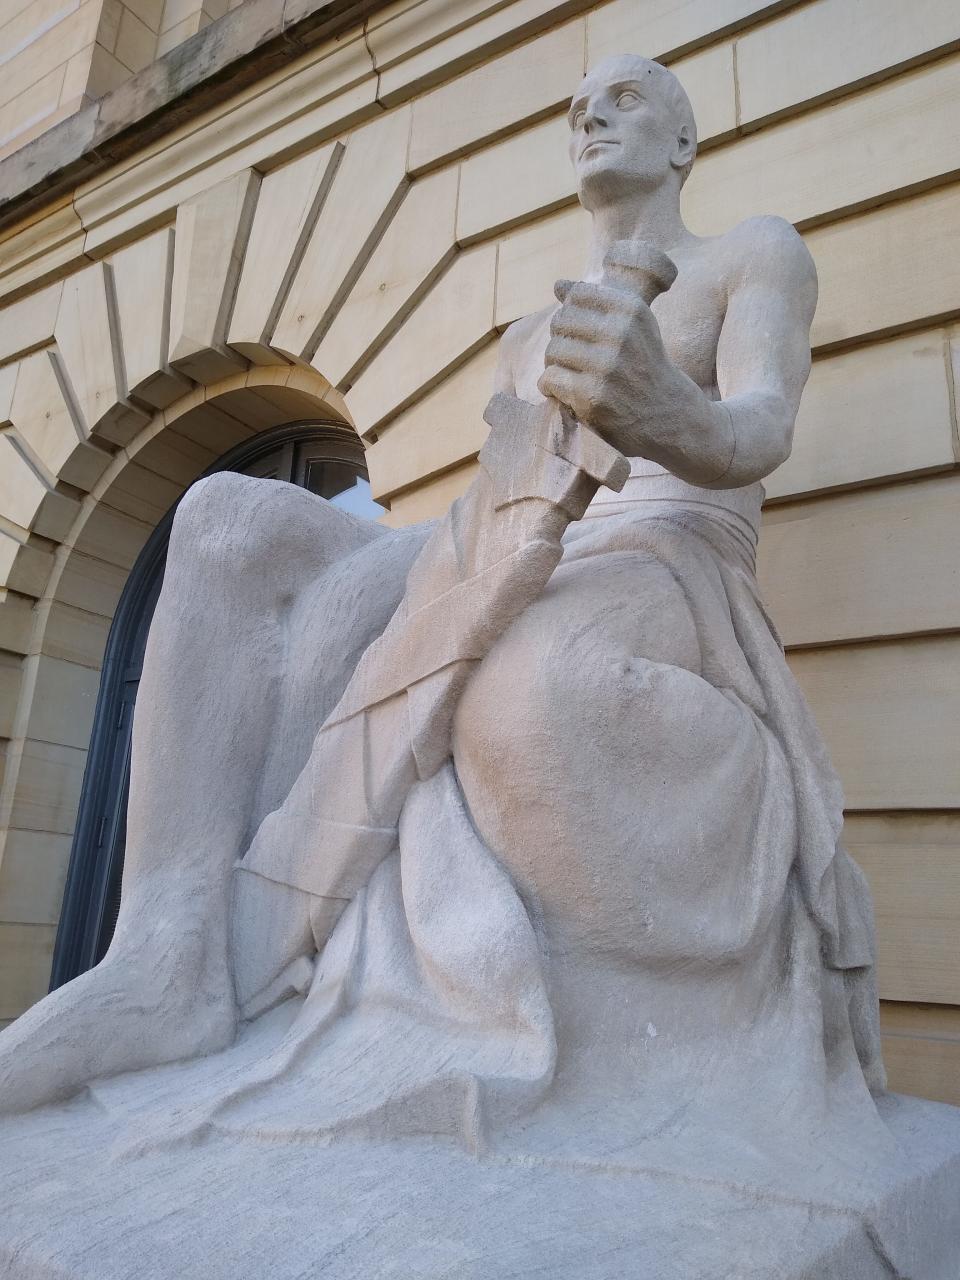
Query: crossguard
481 393 630 506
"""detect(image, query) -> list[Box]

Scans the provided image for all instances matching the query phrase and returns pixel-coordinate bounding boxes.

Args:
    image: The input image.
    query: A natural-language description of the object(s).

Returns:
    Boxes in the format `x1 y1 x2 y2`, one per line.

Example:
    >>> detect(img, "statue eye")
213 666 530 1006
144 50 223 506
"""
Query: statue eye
617 90 640 108
572 109 586 129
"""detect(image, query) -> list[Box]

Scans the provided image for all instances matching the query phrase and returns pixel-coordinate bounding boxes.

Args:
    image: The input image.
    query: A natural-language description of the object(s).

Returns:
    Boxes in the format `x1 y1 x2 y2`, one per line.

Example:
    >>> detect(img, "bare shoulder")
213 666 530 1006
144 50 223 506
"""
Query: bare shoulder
718 215 817 300
496 304 557 391
501 304 556 352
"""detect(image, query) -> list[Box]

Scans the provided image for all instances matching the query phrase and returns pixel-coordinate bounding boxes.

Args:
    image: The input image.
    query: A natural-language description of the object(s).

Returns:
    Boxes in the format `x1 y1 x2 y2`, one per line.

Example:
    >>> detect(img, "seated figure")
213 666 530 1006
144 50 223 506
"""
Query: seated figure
1 55 958 1280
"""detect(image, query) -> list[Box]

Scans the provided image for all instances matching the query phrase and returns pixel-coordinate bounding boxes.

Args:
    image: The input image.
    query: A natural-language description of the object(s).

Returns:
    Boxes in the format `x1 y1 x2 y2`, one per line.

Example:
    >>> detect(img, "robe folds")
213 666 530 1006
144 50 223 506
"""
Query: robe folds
121 394 884 1158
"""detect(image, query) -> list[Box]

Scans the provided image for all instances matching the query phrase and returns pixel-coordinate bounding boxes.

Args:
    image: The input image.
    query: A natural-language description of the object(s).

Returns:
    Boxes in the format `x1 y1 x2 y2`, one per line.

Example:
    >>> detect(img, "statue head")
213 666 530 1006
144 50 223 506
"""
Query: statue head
568 55 697 210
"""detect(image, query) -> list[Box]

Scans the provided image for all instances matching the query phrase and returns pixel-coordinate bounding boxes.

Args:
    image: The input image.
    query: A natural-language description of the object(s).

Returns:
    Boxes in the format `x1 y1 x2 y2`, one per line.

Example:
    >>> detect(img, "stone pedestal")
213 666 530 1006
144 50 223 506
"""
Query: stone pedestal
0 1070 958 1279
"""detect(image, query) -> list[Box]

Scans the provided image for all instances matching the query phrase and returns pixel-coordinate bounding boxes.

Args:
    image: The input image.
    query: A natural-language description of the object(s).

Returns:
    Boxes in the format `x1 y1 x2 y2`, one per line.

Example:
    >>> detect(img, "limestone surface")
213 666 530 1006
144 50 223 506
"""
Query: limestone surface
1 53 958 1279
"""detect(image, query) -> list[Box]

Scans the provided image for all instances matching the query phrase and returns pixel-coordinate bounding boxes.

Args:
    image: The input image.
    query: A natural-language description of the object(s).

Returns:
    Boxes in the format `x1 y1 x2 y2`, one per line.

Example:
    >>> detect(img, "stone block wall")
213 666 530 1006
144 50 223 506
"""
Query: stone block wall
0 0 246 159
0 0 106 160
155 0 235 57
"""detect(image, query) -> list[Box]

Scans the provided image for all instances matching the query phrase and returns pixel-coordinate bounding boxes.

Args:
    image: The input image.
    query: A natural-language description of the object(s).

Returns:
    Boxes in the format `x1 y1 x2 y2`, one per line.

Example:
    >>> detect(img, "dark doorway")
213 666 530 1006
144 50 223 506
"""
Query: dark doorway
50 422 381 988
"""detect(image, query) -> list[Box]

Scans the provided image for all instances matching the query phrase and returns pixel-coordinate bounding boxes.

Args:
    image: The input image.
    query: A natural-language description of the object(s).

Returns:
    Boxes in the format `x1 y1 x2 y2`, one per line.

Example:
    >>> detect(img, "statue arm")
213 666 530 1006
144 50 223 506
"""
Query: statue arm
538 217 817 489
706 216 818 488
492 311 544 396
493 325 519 393
620 217 816 489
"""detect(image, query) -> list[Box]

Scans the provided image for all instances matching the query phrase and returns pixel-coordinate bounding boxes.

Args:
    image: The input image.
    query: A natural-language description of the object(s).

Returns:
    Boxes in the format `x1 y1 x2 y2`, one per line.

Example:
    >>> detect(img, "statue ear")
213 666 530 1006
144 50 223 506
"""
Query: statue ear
672 123 695 173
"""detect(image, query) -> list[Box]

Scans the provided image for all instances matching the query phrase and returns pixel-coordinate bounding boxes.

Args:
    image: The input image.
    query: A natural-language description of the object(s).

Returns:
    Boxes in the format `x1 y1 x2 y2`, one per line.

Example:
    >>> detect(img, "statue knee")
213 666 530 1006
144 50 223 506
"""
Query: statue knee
170 472 255 563
169 472 312 584
174 468 269 532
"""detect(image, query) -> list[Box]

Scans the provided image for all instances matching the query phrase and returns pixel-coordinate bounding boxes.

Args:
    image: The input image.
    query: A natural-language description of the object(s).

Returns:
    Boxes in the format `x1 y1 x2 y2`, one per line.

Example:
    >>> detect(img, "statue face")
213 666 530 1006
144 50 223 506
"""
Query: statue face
567 56 691 208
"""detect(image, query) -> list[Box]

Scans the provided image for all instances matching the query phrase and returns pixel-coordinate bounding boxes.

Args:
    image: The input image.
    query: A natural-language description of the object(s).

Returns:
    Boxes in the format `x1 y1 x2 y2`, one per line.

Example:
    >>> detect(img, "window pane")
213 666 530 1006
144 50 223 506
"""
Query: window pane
329 475 385 520
302 459 359 500
237 441 295 482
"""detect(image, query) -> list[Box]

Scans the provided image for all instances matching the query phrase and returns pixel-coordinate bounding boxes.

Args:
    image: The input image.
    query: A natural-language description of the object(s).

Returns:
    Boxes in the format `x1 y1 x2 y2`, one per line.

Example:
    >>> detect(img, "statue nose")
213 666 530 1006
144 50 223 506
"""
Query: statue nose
584 107 608 132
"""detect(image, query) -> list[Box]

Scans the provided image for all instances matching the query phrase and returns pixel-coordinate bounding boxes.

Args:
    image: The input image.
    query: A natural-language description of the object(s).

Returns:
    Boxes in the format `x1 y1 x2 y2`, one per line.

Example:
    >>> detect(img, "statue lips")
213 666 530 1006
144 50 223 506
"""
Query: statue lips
579 137 620 161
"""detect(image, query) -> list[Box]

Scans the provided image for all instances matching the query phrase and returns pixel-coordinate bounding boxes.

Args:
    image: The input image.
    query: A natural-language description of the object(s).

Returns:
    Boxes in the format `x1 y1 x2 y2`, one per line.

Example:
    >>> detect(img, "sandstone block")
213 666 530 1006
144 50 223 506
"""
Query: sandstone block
0 923 55 1021
313 165 459 389
55 259 149 446
227 143 342 365
110 228 192 410
271 108 411 363
9 351 112 491
766 330 956 500
0 829 73 928
586 0 787 63
365 340 498 501
407 20 585 174
760 473 960 646
736 0 960 126
169 170 259 383
20 653 101 752
809 184 960 350
685 53 960 236
345 242 497 438
2 738 87 836
847 814 960 1006
789 636 960 809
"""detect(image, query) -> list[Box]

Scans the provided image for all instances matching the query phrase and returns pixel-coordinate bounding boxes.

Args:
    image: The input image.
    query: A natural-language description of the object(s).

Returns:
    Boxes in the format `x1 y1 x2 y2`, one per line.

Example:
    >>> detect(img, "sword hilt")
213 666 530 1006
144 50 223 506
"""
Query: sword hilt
550 240 678 492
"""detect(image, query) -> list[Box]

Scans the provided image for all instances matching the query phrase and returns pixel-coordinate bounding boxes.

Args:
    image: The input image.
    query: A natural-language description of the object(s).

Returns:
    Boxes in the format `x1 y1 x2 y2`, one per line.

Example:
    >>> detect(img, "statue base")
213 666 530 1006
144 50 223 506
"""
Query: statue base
1 1086 958 1278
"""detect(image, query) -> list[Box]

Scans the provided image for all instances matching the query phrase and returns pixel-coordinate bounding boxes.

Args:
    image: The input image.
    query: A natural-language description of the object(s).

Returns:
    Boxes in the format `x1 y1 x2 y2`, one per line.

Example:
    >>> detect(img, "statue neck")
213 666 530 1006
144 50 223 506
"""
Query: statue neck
583 185 692 280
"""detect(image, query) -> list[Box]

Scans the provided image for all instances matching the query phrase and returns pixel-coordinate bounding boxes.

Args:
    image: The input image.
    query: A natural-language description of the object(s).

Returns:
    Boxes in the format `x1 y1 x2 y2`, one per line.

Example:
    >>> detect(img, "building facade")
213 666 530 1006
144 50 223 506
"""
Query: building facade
0 0 958 1106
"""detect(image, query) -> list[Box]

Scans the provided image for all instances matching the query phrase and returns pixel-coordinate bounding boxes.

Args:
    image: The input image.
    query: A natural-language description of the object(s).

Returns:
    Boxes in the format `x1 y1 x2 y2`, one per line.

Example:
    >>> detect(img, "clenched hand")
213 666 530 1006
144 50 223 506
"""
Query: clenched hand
538 276 679 461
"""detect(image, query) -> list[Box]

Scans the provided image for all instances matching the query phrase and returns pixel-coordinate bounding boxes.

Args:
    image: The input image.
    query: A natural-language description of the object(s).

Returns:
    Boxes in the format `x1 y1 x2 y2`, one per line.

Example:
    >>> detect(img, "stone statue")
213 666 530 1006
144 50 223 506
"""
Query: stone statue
1 56 958 1280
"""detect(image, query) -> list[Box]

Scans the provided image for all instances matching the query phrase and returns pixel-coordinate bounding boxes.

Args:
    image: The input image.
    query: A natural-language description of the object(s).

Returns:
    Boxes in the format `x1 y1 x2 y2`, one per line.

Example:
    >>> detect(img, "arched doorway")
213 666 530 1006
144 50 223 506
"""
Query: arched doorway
49 421 381 988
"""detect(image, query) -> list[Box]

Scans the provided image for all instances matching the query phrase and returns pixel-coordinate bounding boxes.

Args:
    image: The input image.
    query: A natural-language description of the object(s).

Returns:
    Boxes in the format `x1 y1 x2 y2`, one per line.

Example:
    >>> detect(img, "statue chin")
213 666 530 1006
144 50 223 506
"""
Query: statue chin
574 133 681 209
576 159 669 211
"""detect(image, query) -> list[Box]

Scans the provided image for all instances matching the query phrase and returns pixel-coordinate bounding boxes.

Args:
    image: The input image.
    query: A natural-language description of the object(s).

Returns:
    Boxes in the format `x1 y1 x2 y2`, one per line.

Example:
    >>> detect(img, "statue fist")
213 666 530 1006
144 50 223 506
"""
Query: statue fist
537 277 670 458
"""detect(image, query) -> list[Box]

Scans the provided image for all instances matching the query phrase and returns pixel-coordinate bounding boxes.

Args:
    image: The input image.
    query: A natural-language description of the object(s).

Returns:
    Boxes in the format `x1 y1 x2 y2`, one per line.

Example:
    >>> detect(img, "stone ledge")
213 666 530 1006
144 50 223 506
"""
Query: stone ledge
0 0 392 233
